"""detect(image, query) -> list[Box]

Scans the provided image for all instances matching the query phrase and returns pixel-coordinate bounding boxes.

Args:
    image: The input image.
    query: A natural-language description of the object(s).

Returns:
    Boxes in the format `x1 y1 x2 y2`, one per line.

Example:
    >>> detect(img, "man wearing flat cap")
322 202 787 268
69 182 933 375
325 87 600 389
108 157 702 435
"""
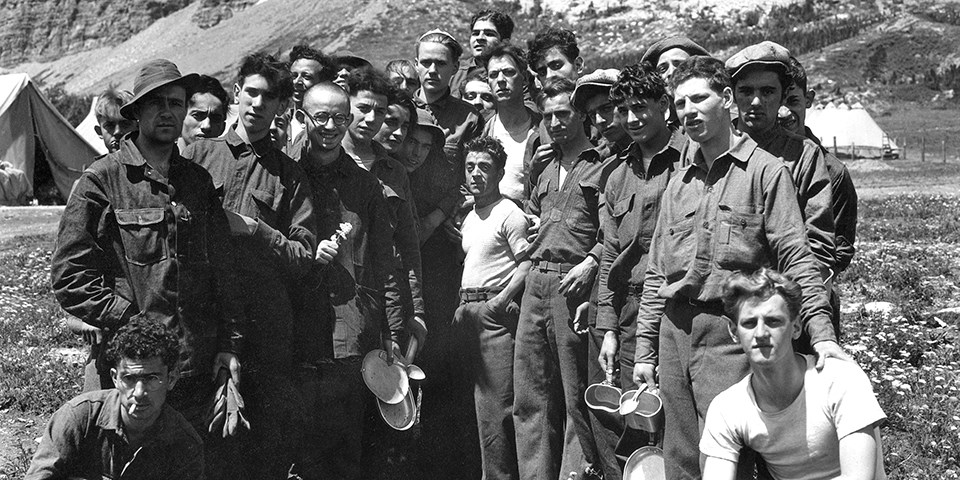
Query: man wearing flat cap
725 41 841 353
641 36 710 130
51 58 245 460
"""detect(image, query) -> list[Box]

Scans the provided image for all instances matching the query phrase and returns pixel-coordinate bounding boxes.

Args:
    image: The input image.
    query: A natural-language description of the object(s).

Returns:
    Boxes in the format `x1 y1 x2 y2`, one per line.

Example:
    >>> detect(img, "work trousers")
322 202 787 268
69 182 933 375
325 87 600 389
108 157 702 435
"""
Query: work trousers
454 297 521 480
658 298 753 480
514 268 597 480
296 357 366 480
586 292 639 480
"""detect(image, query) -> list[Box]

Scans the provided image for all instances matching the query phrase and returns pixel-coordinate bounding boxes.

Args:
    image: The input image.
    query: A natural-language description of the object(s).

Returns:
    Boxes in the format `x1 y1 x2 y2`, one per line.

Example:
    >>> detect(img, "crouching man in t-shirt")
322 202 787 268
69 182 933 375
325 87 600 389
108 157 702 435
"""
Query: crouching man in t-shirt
454 136 532 480
701 268 887 480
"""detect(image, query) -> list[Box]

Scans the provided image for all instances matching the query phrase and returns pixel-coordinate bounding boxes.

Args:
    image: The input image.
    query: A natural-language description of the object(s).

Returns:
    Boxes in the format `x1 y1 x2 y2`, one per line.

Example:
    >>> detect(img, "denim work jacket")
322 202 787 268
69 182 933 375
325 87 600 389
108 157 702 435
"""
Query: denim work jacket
596 136 685 332
25 389 203 480
635 130 833 364
296 148 398 361
51 135 243 378
805 126 858 273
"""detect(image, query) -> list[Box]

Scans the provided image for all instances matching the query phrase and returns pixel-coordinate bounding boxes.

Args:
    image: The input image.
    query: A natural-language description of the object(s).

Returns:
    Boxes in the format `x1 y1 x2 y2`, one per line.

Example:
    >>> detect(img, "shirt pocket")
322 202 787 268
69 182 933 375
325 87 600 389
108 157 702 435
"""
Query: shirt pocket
715 204 766 270
115 207 168 266
612 193 638 242
662 206 697 265
564 180 599 235
250 188 280 228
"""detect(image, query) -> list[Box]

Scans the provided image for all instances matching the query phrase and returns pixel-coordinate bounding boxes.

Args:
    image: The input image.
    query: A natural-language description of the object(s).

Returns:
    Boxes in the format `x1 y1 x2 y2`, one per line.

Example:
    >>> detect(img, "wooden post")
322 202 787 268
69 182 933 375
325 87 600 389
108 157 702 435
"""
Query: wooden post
833 136 838 157
921 136 926 162
852 143 857 161
902 137 907 160
942 139 947 163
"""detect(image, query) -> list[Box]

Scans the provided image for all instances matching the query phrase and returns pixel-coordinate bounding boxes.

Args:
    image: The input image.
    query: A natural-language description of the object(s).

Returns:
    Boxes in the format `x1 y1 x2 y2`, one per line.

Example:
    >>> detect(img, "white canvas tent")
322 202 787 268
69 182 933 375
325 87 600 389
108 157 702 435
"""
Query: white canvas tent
77 96 109 156
806 103 899 159
0 73 101 202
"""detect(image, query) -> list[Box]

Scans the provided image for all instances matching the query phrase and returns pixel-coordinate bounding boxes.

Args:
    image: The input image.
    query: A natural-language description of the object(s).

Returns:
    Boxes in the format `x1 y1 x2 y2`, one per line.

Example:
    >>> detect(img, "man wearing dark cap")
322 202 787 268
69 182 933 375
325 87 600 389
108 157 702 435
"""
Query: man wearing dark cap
632 56 848 480
640 36 710 87
183 52 317 479
572 68 631 157
725 41 838 344
51 57 244 471
332 51 373 90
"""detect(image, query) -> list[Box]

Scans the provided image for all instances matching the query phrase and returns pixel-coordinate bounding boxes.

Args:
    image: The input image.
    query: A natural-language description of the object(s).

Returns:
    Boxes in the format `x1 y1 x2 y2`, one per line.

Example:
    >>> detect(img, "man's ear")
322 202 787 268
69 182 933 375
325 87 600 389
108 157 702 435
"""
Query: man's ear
658 94 670 113
721 86 734 109
166 366 180 391
804 89 816 109
94 125 103 138
110 367 120 389
574 56 585 75
791 317 803 340
233 83 241 103
726 318 739 343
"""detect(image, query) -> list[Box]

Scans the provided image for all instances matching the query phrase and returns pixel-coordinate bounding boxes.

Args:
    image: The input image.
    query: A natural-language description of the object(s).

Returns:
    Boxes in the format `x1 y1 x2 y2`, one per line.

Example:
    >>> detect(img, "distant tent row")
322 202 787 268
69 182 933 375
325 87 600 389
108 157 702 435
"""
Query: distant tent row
0 73 100 204
806 102 899 159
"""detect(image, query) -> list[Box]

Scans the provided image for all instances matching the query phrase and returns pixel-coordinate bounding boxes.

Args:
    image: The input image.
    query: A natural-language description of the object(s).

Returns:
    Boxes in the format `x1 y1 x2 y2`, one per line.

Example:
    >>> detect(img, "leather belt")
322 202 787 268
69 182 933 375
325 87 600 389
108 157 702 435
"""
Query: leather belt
532 260 576 275
460 287 504 302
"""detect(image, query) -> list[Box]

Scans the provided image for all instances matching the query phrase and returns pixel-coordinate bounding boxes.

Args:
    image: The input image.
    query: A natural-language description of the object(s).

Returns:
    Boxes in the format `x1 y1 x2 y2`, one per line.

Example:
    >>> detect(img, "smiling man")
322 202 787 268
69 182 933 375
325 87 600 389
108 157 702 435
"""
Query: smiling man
571 68 631 157
286 44 336 155
183 52 317 480
450 9 515 98
27 318 202 480
633 56 846 480
701 269 886 480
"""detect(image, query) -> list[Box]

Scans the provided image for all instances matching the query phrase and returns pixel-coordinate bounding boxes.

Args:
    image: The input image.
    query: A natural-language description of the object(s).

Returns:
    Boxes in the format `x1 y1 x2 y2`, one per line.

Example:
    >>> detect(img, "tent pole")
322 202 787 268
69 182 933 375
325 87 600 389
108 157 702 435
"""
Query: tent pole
942 139 947 163
921 136 926 162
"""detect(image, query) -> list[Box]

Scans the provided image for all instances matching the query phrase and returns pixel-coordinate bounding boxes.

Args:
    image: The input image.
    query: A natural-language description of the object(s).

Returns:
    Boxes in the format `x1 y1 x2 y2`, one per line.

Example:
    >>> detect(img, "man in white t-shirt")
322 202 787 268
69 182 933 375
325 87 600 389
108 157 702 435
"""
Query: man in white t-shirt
701 268 887 480
478 42 541 204
455 136 532 480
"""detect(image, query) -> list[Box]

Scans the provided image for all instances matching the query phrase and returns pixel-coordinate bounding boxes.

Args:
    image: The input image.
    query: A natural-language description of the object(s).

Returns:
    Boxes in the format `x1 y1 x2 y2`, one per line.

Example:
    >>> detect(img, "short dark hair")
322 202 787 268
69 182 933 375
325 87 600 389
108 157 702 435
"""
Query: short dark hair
786 56 807 91
345 67 396 100
527 27 579 70
477 42 528 76
458 69 489 97
669 56 730 95
189 75 229 113
289 44 337 83
465 136 507 171
391 89 417 125
95 87 132 122
470 9 515 40
536 76 576 110
721 268 803 323
731 63 789 96
609 62 667 105
237 52 294 101
105 317 181 371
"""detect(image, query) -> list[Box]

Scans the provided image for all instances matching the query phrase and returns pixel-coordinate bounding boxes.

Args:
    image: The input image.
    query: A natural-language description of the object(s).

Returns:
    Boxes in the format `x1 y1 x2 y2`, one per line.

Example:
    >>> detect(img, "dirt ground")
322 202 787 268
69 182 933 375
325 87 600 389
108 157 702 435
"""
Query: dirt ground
0 207 63 243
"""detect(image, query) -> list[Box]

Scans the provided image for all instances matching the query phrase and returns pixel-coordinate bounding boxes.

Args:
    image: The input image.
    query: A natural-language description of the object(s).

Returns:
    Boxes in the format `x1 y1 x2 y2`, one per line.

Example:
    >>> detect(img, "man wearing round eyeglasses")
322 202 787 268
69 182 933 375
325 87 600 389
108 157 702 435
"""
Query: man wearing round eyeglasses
292 81 398 480
27 318 203 480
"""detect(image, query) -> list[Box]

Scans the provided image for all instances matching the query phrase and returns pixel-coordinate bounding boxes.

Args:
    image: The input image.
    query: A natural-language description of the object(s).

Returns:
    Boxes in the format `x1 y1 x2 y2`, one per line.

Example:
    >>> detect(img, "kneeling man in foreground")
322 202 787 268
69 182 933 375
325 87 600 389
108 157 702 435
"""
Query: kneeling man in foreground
701 268 886 480
26 318 202 480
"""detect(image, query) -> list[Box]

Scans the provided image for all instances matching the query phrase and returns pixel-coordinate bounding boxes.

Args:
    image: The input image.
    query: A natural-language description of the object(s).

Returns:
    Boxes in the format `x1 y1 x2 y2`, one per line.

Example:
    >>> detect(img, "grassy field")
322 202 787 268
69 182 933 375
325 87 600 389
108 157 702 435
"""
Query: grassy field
1 161 959 478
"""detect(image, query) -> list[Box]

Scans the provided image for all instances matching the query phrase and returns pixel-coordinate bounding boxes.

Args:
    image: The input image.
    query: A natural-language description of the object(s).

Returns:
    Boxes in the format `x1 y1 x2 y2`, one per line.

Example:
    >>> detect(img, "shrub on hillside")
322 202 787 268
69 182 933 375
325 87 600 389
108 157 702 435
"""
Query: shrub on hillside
41 83 92 128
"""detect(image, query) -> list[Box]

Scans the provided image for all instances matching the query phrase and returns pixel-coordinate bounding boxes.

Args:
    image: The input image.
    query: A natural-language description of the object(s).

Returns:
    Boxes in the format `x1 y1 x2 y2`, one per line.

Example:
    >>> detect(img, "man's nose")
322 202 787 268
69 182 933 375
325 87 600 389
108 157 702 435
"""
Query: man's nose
626 109 639 124
751 95 762 106
200 118 212 131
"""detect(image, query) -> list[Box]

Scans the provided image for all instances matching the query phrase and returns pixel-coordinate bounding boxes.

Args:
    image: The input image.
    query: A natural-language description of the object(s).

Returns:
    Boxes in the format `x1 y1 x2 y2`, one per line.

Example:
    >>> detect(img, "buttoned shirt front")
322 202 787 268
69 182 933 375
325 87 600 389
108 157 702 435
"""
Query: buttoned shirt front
526 148 610 265
51 134 243 378
25 389 203 480
596 135 684 332
635 130 833 364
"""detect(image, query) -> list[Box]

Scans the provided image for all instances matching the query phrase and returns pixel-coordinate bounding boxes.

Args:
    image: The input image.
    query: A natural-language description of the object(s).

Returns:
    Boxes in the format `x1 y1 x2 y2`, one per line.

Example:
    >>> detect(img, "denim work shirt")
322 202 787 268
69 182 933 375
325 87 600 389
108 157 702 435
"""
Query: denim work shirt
635 130 833 364
746 123 837 275
805 126 858 273
407 134 465 240
596 135 685 332
526 148 609 265
297 148 398 360
51 135 243 378
371 147 425 321
25 389 203 480
416 88 485 170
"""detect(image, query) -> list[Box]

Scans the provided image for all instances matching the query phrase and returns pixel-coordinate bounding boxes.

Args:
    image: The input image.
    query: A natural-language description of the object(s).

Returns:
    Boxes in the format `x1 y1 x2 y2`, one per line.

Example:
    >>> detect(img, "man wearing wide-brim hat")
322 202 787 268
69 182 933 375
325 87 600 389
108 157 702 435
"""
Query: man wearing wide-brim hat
51 58 246 456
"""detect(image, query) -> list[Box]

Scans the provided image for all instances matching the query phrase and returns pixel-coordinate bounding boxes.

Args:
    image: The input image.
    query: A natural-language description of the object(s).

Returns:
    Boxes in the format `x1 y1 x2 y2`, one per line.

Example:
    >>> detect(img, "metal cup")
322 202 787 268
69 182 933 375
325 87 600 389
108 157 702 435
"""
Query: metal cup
620 389 664 434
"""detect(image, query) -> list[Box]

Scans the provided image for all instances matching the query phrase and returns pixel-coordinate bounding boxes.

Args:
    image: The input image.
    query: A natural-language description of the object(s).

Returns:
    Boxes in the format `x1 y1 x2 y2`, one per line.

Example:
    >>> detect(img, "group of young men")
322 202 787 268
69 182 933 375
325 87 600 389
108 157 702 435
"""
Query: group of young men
33 7 886 480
